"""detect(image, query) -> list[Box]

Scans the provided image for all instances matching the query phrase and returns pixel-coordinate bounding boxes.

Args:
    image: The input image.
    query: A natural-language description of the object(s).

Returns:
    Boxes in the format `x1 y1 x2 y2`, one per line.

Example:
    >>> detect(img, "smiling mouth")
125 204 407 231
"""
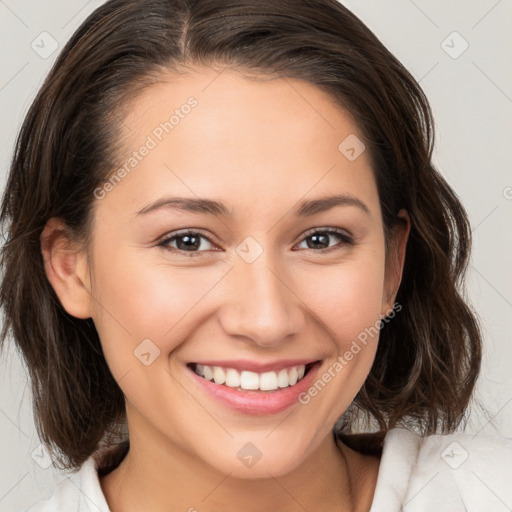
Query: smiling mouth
187 361 319 392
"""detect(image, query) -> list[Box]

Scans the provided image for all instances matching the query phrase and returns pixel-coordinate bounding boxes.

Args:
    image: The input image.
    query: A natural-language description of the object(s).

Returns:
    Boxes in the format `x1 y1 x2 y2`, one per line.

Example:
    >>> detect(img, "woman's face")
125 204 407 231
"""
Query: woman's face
76 67 406 477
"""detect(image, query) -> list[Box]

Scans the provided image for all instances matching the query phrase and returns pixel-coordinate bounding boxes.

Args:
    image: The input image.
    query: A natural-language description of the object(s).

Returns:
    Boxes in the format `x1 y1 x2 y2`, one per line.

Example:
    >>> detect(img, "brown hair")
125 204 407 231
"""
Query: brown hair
0 0 481 469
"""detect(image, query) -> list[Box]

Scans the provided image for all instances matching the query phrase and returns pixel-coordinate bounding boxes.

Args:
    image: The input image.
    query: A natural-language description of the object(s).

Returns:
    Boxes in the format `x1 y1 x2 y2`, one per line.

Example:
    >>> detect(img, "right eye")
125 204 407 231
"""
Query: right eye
157 230 219 257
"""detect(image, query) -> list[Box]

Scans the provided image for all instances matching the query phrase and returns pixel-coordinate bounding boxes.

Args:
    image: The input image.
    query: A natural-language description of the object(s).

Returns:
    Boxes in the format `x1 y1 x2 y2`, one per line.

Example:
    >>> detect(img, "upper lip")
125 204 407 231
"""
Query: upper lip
189 359 320 373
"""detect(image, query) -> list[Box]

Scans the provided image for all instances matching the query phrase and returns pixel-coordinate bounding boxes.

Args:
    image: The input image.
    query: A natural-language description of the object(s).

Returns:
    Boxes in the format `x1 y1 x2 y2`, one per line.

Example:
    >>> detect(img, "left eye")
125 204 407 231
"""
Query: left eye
295 228 353 251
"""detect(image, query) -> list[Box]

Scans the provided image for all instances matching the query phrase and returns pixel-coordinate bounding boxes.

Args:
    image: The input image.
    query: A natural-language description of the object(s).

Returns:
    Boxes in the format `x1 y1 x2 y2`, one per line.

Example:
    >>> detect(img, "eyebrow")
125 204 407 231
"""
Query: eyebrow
295 194 370 217
135 194 370 217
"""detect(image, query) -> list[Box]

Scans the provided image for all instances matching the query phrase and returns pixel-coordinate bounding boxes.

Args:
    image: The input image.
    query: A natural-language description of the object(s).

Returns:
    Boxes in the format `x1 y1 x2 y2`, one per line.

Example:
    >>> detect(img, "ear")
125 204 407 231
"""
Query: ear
40 217 93 319
381 209 410 315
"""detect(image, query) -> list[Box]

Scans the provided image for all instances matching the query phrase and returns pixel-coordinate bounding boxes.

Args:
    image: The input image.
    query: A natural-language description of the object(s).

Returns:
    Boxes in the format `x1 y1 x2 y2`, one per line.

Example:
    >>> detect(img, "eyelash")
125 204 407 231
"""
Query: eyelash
157 228 354 258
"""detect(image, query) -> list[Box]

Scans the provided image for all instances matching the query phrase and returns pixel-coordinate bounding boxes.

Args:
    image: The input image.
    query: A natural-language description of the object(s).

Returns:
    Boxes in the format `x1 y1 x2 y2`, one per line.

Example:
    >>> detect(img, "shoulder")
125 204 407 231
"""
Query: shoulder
23 457 111 512
23 458 106 512
370 427 512 512
23 442 129 512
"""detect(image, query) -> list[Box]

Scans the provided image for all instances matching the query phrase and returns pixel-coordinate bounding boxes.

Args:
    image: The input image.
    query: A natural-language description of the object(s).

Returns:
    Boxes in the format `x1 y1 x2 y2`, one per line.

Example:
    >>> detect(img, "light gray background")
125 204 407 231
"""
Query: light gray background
0 1 511 510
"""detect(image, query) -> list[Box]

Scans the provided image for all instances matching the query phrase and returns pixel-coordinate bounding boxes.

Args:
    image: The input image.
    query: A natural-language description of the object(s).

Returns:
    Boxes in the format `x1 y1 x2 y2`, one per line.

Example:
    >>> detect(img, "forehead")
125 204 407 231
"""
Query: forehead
103 66 378 219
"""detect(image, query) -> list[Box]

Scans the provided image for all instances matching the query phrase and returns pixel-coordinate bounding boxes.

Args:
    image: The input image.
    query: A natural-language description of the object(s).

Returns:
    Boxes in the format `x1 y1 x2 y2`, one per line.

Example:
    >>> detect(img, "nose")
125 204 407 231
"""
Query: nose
218 254 306 348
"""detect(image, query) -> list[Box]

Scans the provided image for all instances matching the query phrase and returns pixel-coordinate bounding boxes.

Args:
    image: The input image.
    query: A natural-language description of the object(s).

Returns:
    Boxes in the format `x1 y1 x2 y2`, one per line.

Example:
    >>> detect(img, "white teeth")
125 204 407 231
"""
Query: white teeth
213 366 226 385
194 363 308 391
259 371 278 391
277 368 289 388
225 368 241 388
240 370 259 390
203 365 214 381
288 367 298 386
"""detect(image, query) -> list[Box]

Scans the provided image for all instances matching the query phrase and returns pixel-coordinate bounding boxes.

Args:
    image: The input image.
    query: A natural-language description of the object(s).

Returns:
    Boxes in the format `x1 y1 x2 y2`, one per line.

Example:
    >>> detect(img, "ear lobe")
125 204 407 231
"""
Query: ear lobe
40 217 93 319
382 210 410 314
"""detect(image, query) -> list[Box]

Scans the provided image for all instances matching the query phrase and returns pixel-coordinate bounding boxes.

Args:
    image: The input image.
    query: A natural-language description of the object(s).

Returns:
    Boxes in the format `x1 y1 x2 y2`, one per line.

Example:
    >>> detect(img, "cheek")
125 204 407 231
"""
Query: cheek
89 244 227 378
299 250 386 350
288 252 386 423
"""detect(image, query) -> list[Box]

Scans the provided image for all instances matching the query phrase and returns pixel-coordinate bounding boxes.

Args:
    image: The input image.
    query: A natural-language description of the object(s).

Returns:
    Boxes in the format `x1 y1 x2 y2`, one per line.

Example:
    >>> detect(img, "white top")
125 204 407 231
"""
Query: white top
24 428 512 512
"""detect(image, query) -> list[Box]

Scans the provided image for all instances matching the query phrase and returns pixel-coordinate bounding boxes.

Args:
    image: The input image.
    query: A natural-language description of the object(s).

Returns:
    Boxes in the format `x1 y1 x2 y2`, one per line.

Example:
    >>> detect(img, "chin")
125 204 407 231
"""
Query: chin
193 434 313 480
212 453 303 480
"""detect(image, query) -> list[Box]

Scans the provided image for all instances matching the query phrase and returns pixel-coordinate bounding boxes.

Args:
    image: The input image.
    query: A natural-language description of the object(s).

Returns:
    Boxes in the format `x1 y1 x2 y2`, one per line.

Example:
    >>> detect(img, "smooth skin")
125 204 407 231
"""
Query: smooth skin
41 66 410 512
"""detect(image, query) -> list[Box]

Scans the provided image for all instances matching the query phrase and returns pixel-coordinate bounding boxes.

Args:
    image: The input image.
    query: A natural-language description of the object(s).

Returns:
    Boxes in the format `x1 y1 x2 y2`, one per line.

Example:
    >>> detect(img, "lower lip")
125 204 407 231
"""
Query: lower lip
187 362 321 415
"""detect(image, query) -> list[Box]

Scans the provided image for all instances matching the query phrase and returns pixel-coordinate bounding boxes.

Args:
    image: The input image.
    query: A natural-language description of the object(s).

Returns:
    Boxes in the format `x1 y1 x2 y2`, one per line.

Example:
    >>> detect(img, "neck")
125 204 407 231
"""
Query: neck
100 416 379 512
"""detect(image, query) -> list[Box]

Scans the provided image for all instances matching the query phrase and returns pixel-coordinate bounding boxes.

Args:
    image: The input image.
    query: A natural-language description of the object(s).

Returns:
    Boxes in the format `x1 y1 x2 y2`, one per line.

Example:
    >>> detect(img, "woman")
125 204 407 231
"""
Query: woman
1 0 510 510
